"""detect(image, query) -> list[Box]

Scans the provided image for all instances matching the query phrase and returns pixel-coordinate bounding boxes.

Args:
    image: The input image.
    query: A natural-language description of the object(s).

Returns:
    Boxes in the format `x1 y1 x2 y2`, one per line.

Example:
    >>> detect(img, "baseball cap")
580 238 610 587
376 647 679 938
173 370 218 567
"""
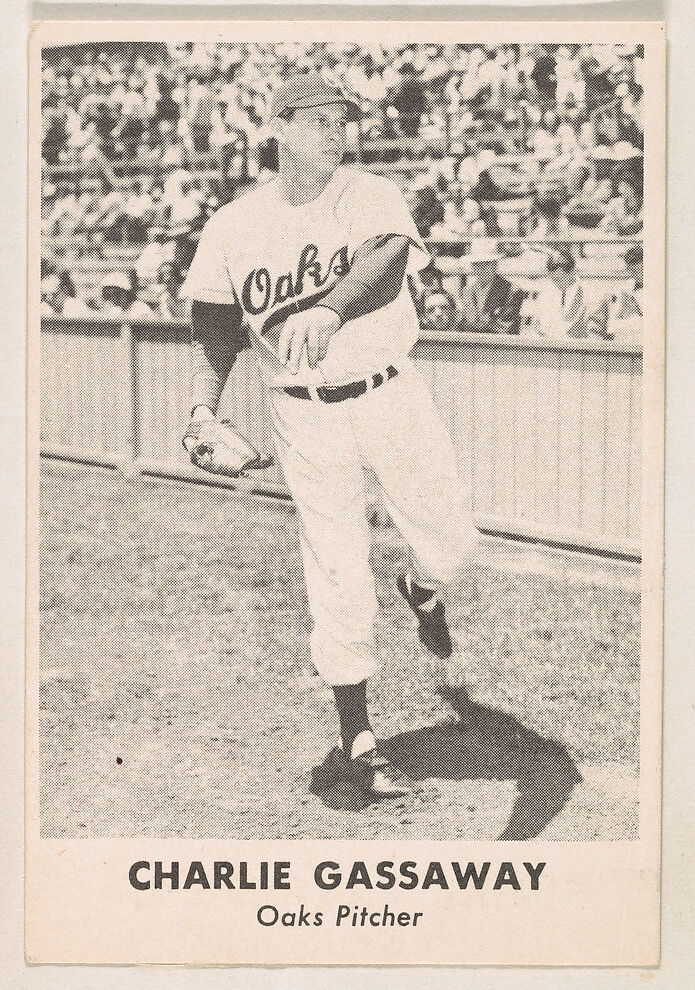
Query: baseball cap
463 239 505 268
270 71 360 120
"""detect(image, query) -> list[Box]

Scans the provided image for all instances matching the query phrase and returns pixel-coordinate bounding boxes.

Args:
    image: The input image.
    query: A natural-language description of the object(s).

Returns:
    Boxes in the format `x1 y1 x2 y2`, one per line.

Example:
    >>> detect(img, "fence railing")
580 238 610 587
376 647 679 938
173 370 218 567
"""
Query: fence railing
40 317 642 559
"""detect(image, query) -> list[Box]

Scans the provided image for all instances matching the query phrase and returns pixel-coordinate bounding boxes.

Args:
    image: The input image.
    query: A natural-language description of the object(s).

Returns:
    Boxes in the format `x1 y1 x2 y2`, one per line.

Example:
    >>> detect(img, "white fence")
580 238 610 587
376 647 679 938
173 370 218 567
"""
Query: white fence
40 317 642 559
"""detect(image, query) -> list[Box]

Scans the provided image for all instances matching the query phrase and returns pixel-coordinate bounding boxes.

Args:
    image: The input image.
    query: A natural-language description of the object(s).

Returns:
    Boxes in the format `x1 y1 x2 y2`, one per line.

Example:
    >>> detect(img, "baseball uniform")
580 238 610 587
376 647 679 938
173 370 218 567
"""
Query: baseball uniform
182 165 477 687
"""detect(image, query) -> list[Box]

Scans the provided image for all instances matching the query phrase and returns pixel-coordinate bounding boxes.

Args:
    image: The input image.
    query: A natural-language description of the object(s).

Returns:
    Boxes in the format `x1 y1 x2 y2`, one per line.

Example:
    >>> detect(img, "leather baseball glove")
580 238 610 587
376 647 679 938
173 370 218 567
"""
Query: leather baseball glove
182 419 274 478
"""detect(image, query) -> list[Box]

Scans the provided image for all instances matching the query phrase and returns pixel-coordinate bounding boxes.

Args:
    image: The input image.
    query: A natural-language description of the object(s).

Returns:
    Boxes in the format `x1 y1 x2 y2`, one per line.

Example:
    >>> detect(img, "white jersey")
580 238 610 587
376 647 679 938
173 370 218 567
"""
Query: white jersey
181 166 430 387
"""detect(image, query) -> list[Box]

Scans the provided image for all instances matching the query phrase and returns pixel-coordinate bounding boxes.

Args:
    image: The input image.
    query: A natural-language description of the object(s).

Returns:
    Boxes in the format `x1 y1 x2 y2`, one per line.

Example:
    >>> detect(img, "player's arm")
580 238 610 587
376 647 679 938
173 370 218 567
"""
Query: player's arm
189 299 246 421
184 300 272 475
278 234 412 372
320 233 412 324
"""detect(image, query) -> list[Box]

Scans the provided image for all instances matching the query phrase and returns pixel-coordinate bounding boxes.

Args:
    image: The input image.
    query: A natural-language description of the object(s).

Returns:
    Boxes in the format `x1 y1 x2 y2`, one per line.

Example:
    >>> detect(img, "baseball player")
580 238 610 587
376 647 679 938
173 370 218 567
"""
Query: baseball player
181 72 478 799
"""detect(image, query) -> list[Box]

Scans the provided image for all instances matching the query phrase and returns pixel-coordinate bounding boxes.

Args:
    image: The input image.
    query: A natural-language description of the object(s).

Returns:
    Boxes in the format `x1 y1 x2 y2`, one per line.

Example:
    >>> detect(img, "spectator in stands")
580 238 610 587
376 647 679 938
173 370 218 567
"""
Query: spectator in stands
121 177 156 242
154 73 180 125
458 240 525 334
409 182 445 238
111 74 149 159
165 175 205 269
407 261 444 312
209 90 246 163
533 108 564 166
390 58 428 137
467 167 514 225
565 172 614 229
456 146 497 194
41 255 56 280
533 248 609 338
453 46 489 116
76 134 121 191
529 47 559 107
531 197 571 239
554 46 585 107
42 96 69 165
149 181 168 229
155 262 190 320
157 120 185 169
79 96 118 149
581 49 616 116
42 181 80 237
624 243 643 295
99 272 153 319
70 179 102 237
70 177 116 239
161 147 194 206
617 81 643 149
184 76 216 153
537 111 588 184
609 244 642 341
88 182 128 242
601 175 643 235
135 229 176 288
430 195 486 239
41 182 58 234
41 269 91 317
420 289 458 333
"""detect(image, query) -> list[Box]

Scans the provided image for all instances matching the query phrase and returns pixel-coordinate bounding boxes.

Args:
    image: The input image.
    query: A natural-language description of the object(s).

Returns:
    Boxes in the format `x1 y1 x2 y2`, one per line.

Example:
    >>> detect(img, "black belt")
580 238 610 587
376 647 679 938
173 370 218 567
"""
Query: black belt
283 365 398 403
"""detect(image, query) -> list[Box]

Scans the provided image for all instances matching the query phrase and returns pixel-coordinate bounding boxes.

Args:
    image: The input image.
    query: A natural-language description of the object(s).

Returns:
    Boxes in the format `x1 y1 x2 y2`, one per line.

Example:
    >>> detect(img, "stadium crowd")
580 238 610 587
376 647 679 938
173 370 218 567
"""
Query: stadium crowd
41 42 644 340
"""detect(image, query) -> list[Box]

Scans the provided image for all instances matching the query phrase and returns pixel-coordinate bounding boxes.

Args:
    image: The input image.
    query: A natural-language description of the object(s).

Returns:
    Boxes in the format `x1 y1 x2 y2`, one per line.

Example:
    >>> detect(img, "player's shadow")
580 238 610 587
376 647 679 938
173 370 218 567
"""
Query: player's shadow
310 684 582 840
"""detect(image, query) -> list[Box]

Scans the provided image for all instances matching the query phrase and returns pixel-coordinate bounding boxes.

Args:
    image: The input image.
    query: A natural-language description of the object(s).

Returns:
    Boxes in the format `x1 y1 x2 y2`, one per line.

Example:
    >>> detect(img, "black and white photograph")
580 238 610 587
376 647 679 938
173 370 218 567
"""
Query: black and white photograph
37 33 650 850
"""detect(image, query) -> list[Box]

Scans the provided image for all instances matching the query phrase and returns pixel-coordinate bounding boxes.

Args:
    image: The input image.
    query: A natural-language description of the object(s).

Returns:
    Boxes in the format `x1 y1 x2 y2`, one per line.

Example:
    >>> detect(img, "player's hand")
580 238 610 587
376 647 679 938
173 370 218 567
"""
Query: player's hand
278 306 343 374
182 405 215 452
182 418 274 477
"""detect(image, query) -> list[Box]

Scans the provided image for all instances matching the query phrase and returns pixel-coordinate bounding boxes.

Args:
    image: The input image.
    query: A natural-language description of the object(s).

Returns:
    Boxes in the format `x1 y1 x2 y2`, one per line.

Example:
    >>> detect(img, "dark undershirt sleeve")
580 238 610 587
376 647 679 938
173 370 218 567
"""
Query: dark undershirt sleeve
318 234 412 325
190 300 248 416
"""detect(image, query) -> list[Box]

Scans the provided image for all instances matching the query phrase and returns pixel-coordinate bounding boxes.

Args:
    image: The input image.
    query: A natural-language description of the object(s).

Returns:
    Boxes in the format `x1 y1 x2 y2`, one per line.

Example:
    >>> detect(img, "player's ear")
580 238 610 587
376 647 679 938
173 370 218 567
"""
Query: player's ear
269 113 290 142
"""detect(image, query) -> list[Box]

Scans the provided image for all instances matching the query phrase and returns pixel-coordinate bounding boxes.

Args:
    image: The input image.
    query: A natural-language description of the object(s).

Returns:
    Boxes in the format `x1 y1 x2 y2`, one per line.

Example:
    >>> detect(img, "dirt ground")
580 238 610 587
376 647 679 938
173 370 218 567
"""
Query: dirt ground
38 462 640 840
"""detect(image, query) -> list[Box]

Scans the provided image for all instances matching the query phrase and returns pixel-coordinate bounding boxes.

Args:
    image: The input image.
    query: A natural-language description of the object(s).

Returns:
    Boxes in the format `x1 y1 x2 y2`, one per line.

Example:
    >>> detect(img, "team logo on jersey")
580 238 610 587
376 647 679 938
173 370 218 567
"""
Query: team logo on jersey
238 243 350 348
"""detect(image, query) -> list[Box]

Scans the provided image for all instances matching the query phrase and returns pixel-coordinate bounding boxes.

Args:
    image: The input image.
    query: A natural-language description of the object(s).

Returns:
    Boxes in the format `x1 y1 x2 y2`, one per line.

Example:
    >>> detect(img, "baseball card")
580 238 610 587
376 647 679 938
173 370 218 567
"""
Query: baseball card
25 17 665 967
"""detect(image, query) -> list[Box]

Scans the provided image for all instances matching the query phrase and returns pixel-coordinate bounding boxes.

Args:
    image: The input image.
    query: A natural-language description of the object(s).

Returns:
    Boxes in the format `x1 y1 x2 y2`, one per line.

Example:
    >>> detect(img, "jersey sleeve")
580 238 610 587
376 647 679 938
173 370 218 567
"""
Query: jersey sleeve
340 173 431 275
180 214 239 305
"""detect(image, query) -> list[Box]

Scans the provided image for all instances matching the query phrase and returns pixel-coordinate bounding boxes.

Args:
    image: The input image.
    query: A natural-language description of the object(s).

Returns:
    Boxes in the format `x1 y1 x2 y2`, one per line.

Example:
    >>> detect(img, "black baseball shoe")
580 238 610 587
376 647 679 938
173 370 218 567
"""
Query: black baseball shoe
349 747 412 798
310 745 349 792
397 573 453 659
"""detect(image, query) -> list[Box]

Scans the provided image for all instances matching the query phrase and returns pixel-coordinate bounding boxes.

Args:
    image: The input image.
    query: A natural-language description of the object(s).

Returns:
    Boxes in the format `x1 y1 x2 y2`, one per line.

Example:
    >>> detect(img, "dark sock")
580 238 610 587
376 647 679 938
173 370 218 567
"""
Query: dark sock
333 680 372 756
409 575 437 607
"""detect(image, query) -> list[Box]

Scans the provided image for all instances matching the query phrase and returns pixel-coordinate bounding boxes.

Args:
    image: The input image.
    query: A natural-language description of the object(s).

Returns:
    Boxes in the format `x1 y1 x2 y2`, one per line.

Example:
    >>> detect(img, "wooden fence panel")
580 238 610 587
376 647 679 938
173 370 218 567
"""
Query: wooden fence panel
556 350 584 533
628 360 643 541
412 333 642 557
534 349 562 527
576 351 607 536
603 353 634 541
491 348 518 521
41 319 125 459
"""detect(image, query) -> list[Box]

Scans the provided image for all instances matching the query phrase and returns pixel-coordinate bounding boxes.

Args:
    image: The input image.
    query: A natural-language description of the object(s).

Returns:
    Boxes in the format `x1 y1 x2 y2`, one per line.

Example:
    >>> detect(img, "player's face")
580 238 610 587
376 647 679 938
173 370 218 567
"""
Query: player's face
281 103 348 176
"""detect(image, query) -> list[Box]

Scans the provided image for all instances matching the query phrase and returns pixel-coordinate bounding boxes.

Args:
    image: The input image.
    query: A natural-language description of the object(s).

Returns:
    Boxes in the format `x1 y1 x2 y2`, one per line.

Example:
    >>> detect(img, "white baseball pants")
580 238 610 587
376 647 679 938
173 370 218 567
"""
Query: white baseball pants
268 357 478 687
